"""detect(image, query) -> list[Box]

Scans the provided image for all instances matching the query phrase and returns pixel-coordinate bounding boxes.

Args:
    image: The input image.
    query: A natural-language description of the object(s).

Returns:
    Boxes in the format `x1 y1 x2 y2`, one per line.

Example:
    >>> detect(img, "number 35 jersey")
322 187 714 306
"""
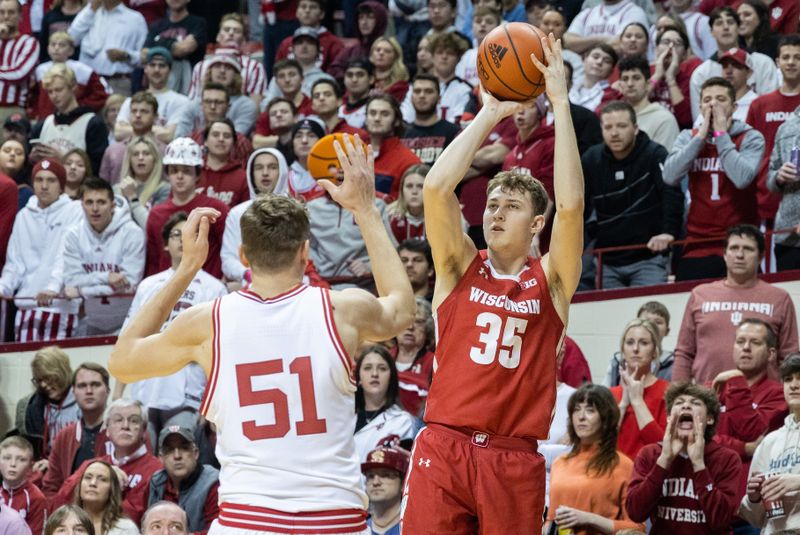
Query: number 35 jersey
425 251 564 439
200 285 367 514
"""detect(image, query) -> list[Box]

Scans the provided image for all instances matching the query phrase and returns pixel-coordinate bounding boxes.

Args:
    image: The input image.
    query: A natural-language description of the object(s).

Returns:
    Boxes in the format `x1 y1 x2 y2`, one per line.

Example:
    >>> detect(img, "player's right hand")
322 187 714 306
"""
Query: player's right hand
180 207 220 274
478 84 533 121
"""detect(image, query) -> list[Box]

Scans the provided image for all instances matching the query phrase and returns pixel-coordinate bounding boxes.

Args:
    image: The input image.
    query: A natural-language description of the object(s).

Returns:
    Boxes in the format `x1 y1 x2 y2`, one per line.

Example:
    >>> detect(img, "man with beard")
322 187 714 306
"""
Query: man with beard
401 74 460 165
367 95 420 201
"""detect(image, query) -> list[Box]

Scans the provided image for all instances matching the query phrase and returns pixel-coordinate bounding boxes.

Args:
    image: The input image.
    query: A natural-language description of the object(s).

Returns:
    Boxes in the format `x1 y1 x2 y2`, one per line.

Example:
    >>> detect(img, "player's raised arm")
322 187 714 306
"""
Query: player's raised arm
423 86 529 285
320 136 416 342
108 208 219 382
533 35 584 309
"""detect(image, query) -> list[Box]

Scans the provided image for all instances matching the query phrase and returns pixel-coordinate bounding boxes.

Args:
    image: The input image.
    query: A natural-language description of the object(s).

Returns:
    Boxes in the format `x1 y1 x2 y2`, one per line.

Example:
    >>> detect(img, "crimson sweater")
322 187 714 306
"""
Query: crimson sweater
373 136 421 202
145 193 229 278
627 442 742 534
199 160 249 208
0 172 17 271
41 421 110 500
611 378 669 460
0 479 46 535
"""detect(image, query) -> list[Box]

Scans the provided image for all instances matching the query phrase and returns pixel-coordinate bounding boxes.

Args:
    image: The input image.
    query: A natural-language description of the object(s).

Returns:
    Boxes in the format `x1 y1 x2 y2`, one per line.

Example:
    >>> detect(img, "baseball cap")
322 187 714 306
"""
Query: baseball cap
32 158 66 191
290 117 326 140
361 447 410 476
4 113 30 134
293 26 320 44
158 425 195 450
146 46 173 66
208 46 242 73
719 48 749 69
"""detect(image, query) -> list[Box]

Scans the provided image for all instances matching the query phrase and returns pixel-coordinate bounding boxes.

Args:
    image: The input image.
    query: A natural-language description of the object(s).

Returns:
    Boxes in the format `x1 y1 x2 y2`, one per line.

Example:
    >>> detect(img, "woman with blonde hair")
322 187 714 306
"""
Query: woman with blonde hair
370 37 410 102
609 319 669 459
114 136 169 228
73 460 137 535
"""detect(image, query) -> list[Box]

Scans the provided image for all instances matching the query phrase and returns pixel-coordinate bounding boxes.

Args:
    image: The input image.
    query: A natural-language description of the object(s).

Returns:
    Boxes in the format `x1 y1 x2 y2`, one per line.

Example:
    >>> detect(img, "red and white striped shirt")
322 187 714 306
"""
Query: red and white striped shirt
188 55 267 100
0 34 39 107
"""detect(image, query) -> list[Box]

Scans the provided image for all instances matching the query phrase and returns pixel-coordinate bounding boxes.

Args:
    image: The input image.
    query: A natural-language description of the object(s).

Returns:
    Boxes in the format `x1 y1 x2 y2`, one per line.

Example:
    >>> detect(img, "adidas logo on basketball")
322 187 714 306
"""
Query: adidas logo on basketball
488 43 508 68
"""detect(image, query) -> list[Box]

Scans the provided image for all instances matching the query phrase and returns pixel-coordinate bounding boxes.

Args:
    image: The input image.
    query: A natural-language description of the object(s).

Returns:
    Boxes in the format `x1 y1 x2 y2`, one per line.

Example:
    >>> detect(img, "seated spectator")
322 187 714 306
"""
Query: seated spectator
73 460 139 535
0 158 83 340
650 27 703 130
266 59 313 116
0 437 47 535
617 22 649 70
537 6 583 83
114 136 170 228
12 346 80 460
187 83 253 164
188 13 266 109
140 501 189 535
63 148 92 200
141 0 207 95
369 37 410 103
339 58 373 130
29 31 107 122
618 55 679 151
1 501 31 535
718 48 757 123
393 297 435 416
275 0 343 71
53 399 163 522
610 319 669 460
45 505 91 535
663 77 764 281
192 49 257 135
425 0 460 38
367 95 421 200
398 238 433 300
656 0 715 61
736 0 778 60
455 6 501 87
416 36 434 77
564 0 647 54
329 1 387 81
222 148 289 285
102 94 126 145
252 97 297 155
388 165 429 243
560 337 594 387
568 44 622 113
310 78 367 136
627 384 742 533
361 446 409 535
400 75 460 165
30 63 108 174
2 113 31 144
67 0 147 96
199 118 249 207
144 137 229 278
119 212 226 447
286 118 325 200
1 137 33 210
689 7 780 120
39 0 84 63
415 32 472 124
739 353 800 533
354 346 417 462
0 0 40 124
101 91 163 183
605 301 675 386
583 101 682 288
115 49 192 144
42 362 112 501
59 178 144 335
273 28 334 99
143 427 219 534
546 384 645 534
673 225 799 384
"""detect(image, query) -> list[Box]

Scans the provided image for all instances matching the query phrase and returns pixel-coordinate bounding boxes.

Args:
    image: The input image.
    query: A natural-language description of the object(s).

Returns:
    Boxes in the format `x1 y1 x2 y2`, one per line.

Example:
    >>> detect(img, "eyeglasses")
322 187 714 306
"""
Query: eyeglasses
108 415 144 427
31 376 57 387
659 38 685 48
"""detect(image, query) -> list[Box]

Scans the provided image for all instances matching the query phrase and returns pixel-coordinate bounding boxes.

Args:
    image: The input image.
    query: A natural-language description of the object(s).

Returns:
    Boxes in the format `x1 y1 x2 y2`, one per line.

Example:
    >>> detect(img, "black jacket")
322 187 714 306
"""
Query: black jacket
583 131 684 266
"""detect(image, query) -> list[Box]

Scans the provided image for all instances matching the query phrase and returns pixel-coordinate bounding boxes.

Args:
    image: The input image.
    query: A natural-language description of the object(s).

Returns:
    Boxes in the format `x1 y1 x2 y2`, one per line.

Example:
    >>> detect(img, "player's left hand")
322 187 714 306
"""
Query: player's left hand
554 505 587 529
180 207 220 274
321 134 376 215
530 33 568 106
687 414 706 470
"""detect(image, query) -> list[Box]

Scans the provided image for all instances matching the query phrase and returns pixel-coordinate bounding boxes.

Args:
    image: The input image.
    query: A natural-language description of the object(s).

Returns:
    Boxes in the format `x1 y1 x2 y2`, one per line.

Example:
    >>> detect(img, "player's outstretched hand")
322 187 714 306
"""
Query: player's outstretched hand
321 134 376 215
478 83 534 121
180 207 220 274
530 33 568 106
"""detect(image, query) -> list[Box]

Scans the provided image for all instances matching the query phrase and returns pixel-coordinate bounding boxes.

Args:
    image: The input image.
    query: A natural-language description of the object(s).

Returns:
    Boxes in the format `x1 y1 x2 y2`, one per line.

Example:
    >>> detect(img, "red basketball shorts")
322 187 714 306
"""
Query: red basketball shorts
400 423 545 534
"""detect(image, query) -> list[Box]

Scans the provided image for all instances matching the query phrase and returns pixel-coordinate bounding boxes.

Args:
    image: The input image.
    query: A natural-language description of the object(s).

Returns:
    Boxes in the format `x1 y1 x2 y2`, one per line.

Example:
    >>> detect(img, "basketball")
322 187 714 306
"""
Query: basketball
476 22 548 102
307 133 370 181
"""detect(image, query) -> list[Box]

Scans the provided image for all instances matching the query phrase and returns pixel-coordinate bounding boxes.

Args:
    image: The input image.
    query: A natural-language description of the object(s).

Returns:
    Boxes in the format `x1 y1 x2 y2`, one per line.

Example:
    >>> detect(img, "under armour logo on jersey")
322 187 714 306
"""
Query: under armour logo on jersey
418 458 431 467
731 311 743 325
478 266 489 280
488 43 508 68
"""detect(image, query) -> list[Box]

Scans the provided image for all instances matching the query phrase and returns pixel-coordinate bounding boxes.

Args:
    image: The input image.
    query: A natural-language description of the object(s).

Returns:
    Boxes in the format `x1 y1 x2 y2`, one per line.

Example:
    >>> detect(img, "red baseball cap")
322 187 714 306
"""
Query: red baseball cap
719 48 749 68
361 447 410 476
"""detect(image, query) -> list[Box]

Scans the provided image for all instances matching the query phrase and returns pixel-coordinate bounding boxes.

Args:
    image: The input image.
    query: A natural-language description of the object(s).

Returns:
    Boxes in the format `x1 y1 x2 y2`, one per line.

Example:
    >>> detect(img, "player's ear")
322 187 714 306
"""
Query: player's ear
300 240 310 264
531 213 545 234
238 244 251 268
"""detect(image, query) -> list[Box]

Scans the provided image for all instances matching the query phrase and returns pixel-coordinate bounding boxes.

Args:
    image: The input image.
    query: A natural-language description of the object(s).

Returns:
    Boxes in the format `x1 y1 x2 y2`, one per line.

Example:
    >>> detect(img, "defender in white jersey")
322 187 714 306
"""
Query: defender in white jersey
109 135 415 535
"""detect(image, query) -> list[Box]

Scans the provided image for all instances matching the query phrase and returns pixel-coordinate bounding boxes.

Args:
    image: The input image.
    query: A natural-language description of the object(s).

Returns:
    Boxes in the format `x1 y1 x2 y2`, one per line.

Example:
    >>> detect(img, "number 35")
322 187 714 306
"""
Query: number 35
469 312 528 369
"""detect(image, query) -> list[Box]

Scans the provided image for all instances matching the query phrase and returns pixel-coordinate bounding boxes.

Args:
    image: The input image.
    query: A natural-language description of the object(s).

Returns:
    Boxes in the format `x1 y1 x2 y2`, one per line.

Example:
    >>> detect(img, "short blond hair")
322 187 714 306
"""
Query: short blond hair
43 62 77 89
487 170 549 216
0 436 34 458
31 346 72 393
48 31 74 47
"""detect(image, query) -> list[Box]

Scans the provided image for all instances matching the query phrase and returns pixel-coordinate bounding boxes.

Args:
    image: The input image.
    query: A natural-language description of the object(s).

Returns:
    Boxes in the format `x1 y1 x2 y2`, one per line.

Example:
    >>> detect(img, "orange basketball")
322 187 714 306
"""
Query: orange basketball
307 133 369 181
476 22 548 102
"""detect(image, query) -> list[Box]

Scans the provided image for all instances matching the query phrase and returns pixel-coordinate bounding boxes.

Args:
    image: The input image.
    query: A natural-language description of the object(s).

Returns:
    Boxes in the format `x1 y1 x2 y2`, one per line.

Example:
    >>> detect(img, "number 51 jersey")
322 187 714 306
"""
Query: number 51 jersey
200 285 367 515
425 251 564 439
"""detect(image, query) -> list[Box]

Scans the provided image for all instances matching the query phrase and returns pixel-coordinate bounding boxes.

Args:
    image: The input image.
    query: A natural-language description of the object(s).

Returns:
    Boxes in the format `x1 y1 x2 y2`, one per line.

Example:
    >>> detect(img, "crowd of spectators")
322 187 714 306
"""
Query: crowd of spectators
0 0 798 532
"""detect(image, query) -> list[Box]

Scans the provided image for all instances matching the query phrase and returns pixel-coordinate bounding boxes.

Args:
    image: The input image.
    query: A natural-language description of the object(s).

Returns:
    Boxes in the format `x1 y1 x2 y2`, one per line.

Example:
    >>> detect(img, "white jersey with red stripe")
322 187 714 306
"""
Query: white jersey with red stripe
201 285 368 533
188 55 267 100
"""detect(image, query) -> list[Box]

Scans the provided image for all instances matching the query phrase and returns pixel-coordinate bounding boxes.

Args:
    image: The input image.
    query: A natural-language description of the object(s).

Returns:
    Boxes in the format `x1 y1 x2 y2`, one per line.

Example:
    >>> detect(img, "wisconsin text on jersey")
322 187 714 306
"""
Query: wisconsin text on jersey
701 301 775 315
468 287 541 314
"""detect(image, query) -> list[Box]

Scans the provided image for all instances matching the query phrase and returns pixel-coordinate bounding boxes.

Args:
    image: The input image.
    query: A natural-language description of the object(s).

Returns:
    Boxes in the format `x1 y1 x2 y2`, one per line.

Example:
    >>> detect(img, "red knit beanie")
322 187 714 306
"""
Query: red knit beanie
32 158 66 191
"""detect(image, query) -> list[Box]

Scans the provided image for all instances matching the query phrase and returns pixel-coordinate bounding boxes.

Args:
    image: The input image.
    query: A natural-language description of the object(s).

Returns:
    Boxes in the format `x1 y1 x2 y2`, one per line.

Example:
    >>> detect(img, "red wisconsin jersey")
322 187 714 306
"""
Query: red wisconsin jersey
685 132 758 258
425 251 564 439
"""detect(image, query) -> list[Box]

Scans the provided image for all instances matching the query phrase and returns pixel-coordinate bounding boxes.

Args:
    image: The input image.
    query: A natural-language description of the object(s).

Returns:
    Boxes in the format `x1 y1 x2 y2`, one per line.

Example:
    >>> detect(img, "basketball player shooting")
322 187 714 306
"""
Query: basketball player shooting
108 136 415 535
401 34 584 533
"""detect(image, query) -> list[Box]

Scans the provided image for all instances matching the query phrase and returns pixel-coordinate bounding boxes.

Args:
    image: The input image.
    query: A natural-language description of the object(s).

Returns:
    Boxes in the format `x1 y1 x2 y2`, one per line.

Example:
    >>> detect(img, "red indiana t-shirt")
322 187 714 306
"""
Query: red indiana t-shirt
425 251 563 438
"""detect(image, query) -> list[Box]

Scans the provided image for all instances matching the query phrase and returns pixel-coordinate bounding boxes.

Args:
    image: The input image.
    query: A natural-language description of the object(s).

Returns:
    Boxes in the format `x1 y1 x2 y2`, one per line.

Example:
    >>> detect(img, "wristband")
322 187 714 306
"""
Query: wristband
713 130 726 138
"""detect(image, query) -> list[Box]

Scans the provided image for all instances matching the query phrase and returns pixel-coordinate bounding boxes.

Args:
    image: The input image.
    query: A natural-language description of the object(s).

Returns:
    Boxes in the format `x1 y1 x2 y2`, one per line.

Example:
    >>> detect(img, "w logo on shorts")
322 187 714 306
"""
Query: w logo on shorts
471 432 489 448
